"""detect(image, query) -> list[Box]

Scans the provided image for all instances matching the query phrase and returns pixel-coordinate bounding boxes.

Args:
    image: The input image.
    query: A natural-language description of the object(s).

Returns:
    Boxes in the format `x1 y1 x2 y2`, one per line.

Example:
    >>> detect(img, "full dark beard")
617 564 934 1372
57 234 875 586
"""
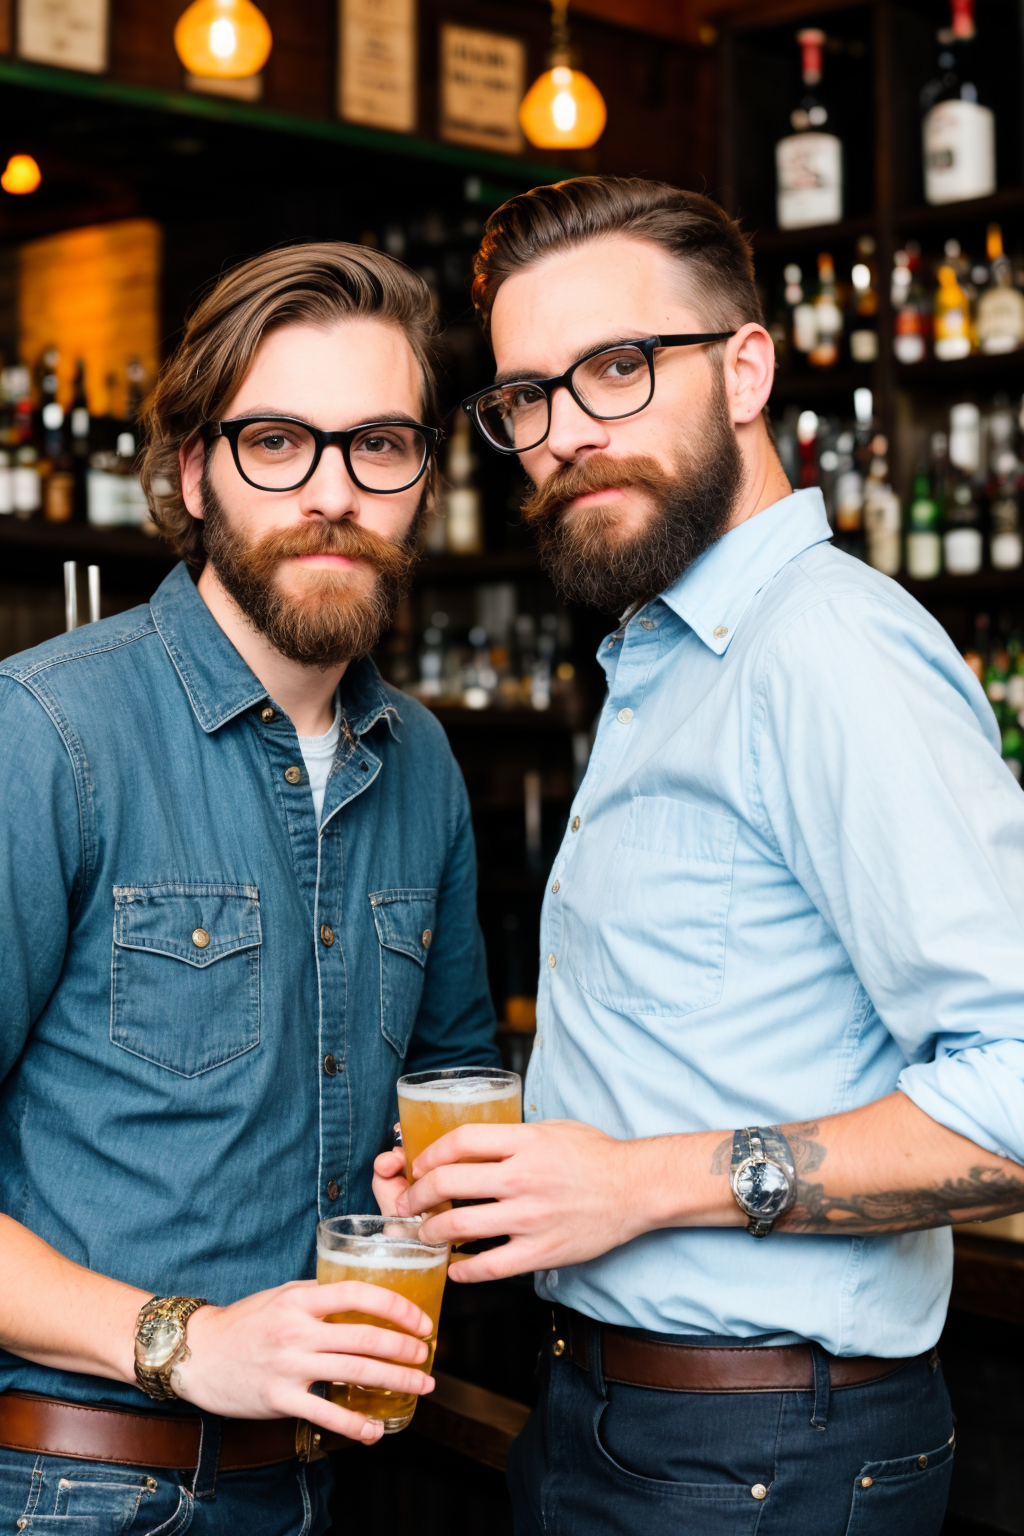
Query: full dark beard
201 474 422 669
520 377 744 615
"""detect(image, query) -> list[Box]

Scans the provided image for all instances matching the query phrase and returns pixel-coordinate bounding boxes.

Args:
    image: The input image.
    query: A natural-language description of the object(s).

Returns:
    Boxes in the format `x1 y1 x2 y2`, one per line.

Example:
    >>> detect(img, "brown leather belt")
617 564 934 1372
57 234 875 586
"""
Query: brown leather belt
0 1391 320 1470
555 1307 918 1393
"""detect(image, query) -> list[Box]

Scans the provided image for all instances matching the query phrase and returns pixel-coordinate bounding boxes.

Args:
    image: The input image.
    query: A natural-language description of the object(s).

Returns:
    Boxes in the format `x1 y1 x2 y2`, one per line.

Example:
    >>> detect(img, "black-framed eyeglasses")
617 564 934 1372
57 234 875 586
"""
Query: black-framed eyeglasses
209 416 442 494
461 333 736 455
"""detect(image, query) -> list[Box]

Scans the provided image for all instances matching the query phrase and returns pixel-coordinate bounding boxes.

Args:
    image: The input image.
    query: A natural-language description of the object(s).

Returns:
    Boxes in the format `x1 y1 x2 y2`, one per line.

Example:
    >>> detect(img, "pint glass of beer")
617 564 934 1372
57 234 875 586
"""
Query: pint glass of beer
316 1215 449 1433
396 1067 522 1177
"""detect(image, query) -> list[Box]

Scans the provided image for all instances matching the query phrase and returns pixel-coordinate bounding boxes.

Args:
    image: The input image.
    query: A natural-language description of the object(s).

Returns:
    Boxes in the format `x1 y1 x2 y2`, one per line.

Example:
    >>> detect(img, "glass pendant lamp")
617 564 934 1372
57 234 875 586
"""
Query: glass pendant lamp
520 0 607 150
174 0 272 79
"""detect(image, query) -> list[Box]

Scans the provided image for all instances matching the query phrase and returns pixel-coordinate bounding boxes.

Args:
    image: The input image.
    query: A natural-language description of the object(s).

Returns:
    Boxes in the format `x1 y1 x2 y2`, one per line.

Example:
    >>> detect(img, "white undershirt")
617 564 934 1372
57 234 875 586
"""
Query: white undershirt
296 690 342 825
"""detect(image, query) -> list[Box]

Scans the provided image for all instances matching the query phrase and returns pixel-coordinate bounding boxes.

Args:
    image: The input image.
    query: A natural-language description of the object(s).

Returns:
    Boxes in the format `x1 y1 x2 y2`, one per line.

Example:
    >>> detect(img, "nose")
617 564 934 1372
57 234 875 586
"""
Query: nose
298 443 361 520
545 385 612 463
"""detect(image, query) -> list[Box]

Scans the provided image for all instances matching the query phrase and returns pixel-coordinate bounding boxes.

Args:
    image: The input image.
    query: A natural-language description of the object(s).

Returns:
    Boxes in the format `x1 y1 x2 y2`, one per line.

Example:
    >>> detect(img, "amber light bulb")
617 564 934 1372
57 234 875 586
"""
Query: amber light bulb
520 0 606 151
174 0 272 79
1 155 42 194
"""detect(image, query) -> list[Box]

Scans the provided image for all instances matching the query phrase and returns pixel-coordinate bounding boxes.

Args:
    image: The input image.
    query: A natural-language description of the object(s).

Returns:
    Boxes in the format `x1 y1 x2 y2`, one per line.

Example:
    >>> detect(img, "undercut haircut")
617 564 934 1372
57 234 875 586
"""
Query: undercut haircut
141 242 439 566
471 176 763 340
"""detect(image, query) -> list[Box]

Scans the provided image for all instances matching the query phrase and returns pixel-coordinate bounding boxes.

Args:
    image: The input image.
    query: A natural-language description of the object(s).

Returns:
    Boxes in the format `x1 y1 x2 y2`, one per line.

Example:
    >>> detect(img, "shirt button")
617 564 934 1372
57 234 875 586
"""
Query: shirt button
529 1102 537 1113
714 625 729 640
320 923 334 947
571 816 580 832
261 707 275 723
548 953 556 968
551 879 560 893
617 707 633 724
284 766 302 784
639 618 655 630
324 1054 338 1076
191 927 210 949
422 929 432 948
326 1180 339 1201
751 1484 767 1500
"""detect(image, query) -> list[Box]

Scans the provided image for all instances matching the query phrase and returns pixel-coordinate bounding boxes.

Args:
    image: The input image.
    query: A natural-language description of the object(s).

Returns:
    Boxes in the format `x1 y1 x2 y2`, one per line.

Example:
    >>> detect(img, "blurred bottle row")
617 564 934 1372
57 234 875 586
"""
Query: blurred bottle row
776 389 1024 579
769 224 1024 373
964 615 1024 779
0 350 154 530
381 585 584 719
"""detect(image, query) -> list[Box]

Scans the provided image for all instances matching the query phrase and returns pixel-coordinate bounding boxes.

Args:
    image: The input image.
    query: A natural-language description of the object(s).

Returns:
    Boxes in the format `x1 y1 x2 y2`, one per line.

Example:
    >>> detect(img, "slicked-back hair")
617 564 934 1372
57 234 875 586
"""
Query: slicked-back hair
471 177 763 339
141 242 440 566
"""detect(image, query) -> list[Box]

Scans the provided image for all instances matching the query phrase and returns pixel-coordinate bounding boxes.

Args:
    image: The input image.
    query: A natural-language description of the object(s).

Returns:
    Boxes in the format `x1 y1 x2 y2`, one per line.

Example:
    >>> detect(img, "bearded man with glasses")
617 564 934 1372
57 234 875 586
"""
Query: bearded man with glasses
0 243 496 1534
376 179 1024 1535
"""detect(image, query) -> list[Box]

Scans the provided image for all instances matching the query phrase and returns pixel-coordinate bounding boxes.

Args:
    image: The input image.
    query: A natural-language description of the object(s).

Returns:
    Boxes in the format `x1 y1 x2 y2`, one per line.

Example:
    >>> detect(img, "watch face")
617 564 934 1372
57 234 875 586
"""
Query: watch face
734 1157 792 1218
137 1314 183 1372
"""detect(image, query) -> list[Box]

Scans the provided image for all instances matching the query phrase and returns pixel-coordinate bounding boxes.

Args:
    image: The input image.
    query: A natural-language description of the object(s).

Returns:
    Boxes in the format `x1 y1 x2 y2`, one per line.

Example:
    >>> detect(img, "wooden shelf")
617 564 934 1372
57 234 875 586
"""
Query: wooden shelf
426 703 585 732
412 1370 529 1474
893 187 1024 235
897 570 1024 602
0 516 174 564
951 1233 1024 1325
750 215 877 255
415 549 542 585
770 369 871 403
894 351 1024 390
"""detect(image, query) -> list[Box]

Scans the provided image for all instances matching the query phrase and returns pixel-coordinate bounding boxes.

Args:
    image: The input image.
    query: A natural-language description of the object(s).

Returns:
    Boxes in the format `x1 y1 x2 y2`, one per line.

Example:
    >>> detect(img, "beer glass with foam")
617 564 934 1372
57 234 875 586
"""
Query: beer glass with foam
396 1067 522 1178
316 1215 449 1433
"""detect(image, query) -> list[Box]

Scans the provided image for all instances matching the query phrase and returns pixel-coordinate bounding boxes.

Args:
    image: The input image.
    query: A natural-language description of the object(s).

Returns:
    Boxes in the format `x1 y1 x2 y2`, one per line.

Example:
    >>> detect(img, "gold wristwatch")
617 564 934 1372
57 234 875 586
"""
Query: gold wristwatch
134 1295 209 1401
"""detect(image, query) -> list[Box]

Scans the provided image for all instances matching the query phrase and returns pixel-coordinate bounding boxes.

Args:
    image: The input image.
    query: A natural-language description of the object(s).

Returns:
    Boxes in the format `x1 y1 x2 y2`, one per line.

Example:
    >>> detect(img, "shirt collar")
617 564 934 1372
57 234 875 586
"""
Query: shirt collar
150 561 397 737
658 488 832 655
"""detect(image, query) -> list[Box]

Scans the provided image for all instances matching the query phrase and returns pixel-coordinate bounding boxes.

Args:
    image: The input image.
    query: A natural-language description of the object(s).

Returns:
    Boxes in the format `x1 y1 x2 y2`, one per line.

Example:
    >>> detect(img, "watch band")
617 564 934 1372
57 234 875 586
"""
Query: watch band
729 1126 797 1238
134 1295 209 1402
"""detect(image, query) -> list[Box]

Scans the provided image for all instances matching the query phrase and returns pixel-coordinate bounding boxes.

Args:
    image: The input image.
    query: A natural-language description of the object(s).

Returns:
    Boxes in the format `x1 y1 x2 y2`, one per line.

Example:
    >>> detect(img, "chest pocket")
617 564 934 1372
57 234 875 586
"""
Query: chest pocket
111 884 261 1077
564 796 737 1017
369 888 437 1057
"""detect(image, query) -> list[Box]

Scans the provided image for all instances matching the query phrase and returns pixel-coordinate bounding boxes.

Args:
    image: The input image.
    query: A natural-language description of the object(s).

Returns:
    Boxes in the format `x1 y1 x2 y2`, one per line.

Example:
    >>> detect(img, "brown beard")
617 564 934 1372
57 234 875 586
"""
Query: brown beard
201 473 422 669
520 377 743 615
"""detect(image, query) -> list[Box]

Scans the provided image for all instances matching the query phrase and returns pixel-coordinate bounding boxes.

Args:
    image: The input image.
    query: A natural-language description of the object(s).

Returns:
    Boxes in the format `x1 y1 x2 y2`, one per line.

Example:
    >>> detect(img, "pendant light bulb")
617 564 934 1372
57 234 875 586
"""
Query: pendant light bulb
174 0 272 79
1 154 42 194
519 1 606 150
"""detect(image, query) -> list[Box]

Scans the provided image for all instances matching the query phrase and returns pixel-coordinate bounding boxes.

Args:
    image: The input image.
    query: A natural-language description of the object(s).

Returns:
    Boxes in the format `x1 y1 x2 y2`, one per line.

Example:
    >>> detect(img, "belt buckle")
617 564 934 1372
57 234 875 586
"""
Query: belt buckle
295 1420 327 1462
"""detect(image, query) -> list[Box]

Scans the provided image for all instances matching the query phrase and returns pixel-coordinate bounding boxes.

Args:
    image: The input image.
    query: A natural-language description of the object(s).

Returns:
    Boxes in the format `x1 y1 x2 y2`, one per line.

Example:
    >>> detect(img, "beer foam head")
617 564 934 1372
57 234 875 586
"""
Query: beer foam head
317 1242 447 1270
397 1075 519 1105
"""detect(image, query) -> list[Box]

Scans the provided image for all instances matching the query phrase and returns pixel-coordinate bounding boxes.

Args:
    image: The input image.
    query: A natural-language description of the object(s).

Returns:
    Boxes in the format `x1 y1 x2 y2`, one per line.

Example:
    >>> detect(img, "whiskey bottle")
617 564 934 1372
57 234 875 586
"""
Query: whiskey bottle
976 225 1024 354
775 28 843 231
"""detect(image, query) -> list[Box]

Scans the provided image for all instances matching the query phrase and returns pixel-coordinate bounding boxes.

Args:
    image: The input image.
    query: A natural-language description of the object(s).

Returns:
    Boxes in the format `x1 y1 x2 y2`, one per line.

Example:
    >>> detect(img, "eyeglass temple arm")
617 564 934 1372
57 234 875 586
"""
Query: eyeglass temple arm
657 332 737 345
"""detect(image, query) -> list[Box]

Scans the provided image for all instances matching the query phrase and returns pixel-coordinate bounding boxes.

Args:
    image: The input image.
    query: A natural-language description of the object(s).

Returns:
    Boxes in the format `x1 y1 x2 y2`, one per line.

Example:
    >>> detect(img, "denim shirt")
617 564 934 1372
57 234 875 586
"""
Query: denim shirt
0 562 497 1408
529 489 1024 1357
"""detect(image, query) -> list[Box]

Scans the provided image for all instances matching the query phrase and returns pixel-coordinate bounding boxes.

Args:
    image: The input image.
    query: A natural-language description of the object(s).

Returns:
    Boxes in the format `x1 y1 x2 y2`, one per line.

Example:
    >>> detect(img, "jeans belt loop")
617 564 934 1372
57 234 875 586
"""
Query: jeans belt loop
191 1409 222 1499
810 1342 831 1431
588 1320 607 1400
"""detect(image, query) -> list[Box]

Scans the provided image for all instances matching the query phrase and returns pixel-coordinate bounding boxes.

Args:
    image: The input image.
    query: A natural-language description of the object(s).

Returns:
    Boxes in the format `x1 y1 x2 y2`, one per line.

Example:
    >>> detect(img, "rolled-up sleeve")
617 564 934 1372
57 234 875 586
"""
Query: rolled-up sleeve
0 678 84 1084
755 590 1024 1164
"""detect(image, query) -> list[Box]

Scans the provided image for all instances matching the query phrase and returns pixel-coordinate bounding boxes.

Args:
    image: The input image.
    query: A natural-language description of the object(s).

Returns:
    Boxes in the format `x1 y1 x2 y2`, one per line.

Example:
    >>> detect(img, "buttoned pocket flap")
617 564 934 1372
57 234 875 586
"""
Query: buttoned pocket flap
369 888 437 967
113 884 262 967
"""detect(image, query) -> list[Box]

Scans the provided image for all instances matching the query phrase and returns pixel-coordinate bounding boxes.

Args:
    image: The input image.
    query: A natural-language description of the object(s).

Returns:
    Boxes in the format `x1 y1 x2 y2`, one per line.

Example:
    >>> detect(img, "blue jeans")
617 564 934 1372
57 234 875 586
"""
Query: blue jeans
0 1444 333 1534
508 1324 955 1535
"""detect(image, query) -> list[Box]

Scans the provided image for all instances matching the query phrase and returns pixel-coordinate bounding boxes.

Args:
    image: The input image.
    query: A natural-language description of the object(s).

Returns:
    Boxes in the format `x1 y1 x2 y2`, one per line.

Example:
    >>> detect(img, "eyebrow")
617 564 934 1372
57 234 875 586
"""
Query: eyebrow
492 335 652 389
224 408 424 427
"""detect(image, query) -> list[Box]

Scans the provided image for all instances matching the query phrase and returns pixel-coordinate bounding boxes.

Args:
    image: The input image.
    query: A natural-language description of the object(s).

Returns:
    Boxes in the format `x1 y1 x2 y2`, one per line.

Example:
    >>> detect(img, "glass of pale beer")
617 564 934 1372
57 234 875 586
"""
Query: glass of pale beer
396 1067 522 1178
316 1215 449 1433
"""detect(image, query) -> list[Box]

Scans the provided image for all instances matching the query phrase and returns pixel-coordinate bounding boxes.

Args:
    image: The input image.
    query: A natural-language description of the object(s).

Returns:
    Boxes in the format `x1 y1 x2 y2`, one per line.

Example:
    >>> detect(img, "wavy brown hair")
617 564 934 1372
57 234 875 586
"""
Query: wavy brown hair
470 176 763 338
141 242 440 567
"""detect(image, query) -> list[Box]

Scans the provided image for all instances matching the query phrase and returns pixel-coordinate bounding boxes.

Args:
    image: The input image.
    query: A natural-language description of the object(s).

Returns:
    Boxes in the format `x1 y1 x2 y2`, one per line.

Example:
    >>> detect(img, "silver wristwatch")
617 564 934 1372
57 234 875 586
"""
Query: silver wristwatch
729 1127 797 1238
134 1295 209 1401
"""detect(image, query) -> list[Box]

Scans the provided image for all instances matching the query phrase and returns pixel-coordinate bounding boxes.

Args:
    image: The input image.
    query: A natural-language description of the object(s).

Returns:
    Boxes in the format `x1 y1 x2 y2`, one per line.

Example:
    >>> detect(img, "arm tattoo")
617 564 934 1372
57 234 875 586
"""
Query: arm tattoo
709 1119 1024 1234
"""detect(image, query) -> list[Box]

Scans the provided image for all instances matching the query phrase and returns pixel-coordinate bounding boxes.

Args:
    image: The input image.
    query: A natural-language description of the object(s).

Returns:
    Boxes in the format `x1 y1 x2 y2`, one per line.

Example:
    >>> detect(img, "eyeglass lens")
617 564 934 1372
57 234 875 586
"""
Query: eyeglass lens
475 344 654 451
234 420 428 491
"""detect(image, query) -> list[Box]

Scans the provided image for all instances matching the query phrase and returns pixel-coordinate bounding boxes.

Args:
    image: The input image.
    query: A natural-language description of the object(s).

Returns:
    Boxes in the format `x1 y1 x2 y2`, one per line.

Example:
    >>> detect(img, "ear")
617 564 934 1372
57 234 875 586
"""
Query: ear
180 435 207 520
723 323 776 426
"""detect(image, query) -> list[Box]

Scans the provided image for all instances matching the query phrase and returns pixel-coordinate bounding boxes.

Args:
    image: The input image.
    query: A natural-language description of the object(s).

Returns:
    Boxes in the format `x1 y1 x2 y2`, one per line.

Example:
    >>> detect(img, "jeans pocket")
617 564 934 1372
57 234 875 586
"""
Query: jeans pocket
843 1434 954 1536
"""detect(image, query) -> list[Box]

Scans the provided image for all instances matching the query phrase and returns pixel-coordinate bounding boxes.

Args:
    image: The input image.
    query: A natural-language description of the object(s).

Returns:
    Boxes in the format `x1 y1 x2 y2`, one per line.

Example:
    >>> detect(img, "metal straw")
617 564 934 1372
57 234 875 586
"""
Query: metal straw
87 565 101 625
63 561 78 632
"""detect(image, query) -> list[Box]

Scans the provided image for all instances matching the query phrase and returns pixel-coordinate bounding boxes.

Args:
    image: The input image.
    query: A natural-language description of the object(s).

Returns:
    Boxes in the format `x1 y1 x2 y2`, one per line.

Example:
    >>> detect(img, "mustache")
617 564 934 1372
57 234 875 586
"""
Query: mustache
520 453 675 527
244 517 419 581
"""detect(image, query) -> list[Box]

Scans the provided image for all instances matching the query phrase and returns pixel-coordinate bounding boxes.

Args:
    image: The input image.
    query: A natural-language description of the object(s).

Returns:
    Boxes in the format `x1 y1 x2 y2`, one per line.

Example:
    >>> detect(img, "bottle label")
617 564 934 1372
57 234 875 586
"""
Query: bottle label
850 329 879 362
923 99 995 205
944 526 983 574
12 465 41 514
0 467 12 515
906 530 942 578
992 531 1023 570
775 133 843 230
977 288 1024 353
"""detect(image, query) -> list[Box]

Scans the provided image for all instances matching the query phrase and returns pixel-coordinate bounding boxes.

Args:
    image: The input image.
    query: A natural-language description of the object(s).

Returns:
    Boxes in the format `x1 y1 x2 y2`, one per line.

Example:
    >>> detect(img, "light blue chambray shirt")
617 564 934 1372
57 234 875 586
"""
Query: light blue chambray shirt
528 488 1024 1358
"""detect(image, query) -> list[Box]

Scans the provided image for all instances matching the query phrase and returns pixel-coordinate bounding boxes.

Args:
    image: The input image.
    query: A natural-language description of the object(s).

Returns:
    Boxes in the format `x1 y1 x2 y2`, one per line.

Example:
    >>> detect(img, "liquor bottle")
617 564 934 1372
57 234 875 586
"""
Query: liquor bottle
988 402 1023 570
963 610 990 680
775 28 843 231
788 264 818 357
891 247 928 363
86 431 149 528
442 413 483 555
906 452 944 579
809 253 842 368
43 416 75 524
976 226 1024 354
70 359 90 521
921 0 995 206
933 263 973 360
945 402 983 574
848 236 880 363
